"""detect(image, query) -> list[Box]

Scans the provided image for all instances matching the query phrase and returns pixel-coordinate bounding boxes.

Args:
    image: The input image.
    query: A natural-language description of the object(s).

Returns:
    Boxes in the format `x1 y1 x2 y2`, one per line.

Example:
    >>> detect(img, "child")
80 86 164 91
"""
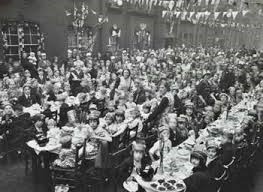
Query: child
149 126 172 162
127 107 143 136
140 102 151 121
46 119 61 145
125 93 136 109
119 139 152 192
53 136 75 168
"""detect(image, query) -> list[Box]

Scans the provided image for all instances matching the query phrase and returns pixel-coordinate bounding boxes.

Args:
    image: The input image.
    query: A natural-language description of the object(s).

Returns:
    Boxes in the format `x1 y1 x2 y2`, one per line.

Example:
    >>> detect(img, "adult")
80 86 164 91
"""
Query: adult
145 82 174 125
183 151 216 192
17 85 41 107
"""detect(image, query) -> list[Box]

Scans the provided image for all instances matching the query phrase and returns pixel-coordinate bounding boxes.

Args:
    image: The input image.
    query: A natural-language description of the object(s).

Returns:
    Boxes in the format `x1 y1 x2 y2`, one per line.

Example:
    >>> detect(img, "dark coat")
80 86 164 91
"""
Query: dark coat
17 93 41 107
145 97 169 124
220 142 235 165
133 89 146 105
9 113 31 147
174 94 184 115
58 103 73 127
207 157 224 178
169 129 181 147
184 166 216 192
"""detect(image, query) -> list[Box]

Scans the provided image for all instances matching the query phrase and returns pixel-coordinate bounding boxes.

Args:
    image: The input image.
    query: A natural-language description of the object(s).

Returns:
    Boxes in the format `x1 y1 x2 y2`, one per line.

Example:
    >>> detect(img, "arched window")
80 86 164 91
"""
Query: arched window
1 20 44 61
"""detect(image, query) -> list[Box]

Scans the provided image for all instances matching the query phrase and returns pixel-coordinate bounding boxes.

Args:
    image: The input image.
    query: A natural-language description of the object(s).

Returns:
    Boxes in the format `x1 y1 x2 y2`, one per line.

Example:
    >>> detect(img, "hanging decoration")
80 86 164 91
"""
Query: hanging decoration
65 1 108 53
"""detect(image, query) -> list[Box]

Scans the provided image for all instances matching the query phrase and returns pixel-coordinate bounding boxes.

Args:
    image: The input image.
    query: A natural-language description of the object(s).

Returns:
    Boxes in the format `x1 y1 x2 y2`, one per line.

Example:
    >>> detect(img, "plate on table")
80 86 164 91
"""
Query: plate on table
149 178 182 191
123 181 138 192
177 148 190 157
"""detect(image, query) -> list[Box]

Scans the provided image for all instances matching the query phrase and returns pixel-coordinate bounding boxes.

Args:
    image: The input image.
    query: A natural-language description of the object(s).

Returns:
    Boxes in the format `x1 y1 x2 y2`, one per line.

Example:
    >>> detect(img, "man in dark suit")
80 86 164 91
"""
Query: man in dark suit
133 80 146 105
17 85 41 107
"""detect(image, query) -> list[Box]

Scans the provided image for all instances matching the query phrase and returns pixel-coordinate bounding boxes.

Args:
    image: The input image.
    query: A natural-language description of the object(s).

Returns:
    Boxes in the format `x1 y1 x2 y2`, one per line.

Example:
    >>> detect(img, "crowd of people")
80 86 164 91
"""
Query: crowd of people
0 45 263 192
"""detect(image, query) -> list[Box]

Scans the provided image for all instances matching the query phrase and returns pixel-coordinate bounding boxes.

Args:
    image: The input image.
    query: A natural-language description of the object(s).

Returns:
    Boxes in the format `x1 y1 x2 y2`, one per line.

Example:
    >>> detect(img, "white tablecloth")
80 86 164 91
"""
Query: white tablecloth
26 140 61 155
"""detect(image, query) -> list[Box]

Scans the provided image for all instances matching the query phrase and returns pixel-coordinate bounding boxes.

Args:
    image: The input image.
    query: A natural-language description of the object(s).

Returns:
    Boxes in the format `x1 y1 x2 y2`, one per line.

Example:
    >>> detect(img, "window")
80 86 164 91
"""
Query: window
2 20 44 61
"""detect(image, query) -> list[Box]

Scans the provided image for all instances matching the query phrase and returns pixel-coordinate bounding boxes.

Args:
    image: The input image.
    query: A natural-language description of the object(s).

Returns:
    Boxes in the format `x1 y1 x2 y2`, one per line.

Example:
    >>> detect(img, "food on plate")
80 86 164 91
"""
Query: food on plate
176 183 185 190
158 179 165 184
177 148 190 156
150 183 158 188
123 181 138 192
158 186 166 191
167 186 175 191
162 182 171 188
167 179 176 185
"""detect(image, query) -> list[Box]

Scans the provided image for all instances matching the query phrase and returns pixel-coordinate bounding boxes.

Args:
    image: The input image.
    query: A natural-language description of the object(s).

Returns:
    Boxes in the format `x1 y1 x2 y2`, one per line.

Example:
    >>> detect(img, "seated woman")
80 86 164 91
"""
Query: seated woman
183 150 216 192
149 126 172 162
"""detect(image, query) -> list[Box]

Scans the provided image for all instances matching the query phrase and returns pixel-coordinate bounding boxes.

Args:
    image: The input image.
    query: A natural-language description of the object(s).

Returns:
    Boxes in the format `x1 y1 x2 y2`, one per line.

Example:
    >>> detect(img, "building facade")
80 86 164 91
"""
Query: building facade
0 0 260 61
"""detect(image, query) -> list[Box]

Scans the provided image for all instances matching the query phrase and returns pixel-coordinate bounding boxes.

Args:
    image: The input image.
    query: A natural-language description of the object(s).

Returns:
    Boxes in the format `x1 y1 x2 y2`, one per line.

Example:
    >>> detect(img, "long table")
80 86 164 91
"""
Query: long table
134 97 257 192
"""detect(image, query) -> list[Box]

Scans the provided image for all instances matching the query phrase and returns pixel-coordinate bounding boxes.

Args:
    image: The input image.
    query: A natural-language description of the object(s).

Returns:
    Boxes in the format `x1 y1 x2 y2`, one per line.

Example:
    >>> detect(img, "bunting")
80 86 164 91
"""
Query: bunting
242 10 249 16
214 12 220 20
189 12 195 20
232 11 238 20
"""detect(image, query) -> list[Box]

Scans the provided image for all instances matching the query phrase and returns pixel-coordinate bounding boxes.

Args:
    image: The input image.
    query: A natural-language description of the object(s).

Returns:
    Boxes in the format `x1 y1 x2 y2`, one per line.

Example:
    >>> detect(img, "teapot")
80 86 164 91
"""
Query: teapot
139 165 157 181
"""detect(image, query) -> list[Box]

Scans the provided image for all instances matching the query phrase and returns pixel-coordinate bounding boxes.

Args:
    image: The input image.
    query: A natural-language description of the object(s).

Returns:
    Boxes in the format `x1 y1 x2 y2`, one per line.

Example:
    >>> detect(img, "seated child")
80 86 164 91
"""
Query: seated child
149 126 172 162
119 139 152 192
126 107 143 135
140 103 151 121
46 119 61 145
53 136 75 168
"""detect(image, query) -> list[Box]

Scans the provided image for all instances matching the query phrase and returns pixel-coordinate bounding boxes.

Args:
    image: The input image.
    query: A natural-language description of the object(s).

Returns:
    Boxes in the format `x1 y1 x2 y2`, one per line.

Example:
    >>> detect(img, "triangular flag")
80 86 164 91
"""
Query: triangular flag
222 12 227 17
174 11 181 18
242 10 249 16
226 10 232 18
196 12 202 21
205 11 211 20
214 12 220 20
181 12 188 20
162 11 168 18
189 12 195 19
232 11 238 20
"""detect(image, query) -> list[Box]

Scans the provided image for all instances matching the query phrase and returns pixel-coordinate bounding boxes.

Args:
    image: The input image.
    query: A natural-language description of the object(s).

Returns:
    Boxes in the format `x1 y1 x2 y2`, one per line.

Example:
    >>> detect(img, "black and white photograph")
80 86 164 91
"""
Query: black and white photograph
0 0 263 192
